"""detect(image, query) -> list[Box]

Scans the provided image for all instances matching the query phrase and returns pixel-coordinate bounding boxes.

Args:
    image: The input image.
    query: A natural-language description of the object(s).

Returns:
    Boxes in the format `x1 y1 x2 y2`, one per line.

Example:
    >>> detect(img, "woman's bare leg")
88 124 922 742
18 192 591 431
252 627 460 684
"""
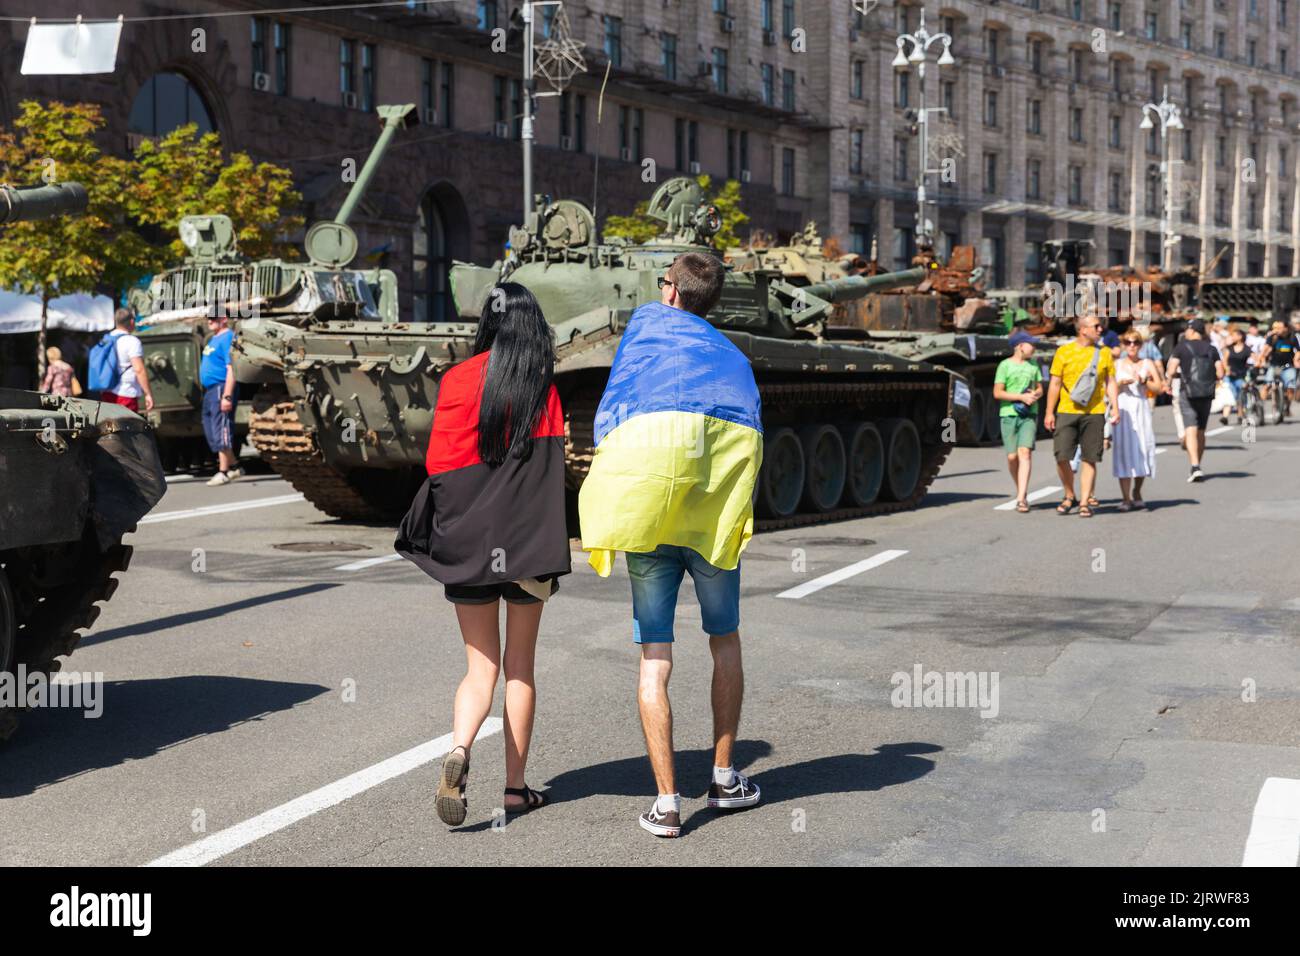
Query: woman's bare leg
452 602 501 758
502 600 544 806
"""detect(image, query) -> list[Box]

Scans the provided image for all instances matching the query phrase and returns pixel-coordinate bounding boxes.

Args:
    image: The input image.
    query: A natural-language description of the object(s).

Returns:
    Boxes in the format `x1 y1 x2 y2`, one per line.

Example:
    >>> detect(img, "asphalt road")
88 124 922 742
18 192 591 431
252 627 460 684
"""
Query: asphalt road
2 407 1298 867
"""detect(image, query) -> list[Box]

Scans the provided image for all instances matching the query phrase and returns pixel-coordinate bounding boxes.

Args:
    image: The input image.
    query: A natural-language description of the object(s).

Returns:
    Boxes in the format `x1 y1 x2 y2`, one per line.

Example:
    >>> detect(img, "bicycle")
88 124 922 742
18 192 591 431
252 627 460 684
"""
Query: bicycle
1240 368 1265 426
1268 367 1294 424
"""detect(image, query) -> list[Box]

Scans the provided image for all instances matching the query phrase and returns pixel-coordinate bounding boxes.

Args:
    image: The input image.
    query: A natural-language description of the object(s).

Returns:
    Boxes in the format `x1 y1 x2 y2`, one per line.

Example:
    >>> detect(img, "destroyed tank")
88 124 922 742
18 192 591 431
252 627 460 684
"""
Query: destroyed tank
451 177 964 527
131 104 417 479
728 229 1031 446
1 182 167 740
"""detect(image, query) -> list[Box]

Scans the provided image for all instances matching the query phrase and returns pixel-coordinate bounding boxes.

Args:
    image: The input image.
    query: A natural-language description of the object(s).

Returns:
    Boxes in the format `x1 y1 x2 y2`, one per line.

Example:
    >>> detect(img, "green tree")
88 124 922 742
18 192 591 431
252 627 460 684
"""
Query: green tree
603 174 749 249
0 100 301 377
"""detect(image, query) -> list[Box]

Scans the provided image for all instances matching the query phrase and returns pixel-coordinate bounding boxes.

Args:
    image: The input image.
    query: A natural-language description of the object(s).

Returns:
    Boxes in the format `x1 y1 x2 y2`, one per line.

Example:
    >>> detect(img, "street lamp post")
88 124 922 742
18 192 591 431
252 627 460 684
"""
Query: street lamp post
893 8 955 253
1140 85 1185 271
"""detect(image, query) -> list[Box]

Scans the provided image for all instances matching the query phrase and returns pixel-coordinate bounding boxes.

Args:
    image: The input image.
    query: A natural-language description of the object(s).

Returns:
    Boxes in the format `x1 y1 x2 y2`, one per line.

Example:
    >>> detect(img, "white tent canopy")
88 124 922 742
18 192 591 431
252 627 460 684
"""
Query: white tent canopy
0 290 116 334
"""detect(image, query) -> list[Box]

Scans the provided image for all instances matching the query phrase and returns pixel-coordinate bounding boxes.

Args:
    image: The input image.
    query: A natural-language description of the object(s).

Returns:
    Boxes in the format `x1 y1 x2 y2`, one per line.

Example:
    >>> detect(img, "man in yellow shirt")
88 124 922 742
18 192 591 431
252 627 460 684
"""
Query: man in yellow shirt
1045 314 1120 517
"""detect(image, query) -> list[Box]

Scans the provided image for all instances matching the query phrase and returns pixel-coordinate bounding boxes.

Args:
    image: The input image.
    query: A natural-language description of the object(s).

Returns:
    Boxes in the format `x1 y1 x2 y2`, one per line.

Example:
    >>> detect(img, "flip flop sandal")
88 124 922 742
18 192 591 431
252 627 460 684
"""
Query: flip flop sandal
436 746 469 826
1086 496 1100 508
1056 497 1077 515
503 785 549 816
1016 500 1030 513
1078 504 1094 518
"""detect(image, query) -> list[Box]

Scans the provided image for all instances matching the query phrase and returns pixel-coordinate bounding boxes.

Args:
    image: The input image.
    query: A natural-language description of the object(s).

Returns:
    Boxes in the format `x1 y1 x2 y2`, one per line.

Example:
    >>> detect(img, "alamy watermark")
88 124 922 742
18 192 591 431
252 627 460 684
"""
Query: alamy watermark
891 664 999 718
0 665 104 719
1044 276 1152 321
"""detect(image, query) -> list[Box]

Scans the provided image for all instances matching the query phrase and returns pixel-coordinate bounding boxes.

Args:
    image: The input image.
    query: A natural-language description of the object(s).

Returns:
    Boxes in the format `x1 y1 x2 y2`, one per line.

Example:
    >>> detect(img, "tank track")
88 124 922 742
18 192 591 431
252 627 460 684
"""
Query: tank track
562 379 952 532
0 532 134 741
248 391 391 522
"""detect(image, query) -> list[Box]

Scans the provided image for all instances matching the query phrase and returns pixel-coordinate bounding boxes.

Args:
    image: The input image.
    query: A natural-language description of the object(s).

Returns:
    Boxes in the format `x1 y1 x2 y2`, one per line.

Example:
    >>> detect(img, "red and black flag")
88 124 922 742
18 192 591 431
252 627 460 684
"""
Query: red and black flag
394 351 571 586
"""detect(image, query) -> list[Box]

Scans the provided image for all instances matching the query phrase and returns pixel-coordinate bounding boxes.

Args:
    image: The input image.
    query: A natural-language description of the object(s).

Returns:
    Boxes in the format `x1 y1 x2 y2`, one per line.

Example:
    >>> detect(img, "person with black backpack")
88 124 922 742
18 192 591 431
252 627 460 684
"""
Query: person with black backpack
1165 319 1224 483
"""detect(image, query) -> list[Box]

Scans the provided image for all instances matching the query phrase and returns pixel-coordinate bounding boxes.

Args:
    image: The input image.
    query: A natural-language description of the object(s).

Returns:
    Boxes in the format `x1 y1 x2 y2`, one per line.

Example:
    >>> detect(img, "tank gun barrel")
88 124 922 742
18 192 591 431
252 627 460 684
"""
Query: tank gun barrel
335 104 417 226
0 182 88 224
802 267 926 304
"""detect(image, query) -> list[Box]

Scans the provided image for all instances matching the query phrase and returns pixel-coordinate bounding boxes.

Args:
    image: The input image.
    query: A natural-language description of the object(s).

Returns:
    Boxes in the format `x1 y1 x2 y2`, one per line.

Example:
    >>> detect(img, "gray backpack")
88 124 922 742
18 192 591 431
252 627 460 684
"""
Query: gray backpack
1068 347 1102 407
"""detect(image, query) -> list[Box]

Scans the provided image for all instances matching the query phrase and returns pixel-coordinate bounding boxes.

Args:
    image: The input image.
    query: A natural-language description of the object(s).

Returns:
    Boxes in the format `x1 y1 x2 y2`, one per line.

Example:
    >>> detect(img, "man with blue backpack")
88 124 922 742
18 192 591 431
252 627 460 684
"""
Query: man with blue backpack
88 308 153 414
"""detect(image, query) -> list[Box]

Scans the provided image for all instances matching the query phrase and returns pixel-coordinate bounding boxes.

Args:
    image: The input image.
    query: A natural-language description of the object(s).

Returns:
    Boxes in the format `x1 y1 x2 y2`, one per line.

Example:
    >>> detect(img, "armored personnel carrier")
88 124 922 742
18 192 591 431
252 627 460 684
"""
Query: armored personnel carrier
131 106 416 509
1 182 167 740
729 231 1022 446
452 177 965 527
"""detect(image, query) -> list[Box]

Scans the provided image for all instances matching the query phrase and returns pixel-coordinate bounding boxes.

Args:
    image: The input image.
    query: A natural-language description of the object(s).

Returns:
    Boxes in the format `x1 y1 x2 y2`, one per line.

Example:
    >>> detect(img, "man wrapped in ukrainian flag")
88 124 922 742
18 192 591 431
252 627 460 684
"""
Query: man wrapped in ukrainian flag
578 251 764 839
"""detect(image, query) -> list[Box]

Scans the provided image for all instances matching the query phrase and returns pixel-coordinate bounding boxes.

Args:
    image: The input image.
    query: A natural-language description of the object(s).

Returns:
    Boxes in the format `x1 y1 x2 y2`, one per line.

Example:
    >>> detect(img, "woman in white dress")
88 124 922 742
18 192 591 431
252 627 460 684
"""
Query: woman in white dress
1112 331 1165 510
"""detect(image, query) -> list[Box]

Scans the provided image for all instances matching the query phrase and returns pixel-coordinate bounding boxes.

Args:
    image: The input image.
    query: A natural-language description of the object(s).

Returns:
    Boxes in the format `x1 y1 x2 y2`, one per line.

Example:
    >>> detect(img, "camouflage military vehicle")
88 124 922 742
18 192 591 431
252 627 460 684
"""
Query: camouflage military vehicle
729 230 1024 446
129 105 419 503
1 182 167 740
452 177 965 527
1199 275 1300 327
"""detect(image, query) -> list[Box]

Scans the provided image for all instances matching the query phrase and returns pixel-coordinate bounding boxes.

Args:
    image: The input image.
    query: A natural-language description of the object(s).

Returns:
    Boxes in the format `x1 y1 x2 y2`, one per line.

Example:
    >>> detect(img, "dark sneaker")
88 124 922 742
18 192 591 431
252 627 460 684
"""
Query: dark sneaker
639 801 681 838
707 771 761 810
1188 467 1204 483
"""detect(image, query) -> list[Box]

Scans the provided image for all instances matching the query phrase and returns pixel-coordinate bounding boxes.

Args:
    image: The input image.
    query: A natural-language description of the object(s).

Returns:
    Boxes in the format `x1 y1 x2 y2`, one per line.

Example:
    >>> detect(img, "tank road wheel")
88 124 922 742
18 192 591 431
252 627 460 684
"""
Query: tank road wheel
842 422 884 507
757 427 805 519
982 386 1001 444
963 387 986 443
799 425 847 513
880 418 922 502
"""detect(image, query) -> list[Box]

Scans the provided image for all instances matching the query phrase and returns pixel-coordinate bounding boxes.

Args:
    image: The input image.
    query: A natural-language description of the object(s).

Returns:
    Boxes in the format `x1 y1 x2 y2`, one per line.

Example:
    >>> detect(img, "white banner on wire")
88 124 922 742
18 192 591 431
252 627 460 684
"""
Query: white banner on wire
21 18 123 75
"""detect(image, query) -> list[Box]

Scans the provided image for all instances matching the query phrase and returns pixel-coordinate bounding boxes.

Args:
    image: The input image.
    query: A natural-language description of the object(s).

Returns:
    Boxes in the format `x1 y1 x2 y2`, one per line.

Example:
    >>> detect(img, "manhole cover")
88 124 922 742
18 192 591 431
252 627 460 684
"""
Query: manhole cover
272 541 371 553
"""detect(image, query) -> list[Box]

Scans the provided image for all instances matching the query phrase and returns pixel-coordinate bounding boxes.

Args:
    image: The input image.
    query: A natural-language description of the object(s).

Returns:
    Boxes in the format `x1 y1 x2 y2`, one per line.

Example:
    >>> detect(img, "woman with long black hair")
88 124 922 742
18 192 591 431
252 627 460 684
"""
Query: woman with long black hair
395 282 570 826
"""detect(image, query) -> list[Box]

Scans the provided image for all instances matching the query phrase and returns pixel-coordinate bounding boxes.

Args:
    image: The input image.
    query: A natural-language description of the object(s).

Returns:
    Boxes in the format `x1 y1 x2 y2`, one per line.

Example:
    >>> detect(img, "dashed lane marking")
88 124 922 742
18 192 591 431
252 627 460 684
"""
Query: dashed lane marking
139 493 307 524
1242 777 1300 867
776 550 908 600
335 554 405 572
994 485 1062 511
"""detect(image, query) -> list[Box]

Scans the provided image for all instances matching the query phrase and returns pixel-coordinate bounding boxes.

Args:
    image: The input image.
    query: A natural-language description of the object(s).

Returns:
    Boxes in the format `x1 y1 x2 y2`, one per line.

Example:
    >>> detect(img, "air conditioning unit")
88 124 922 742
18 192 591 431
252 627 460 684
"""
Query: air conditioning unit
619 146 633 161
720 16 734 33
253 71 271 93
341 90 359 109
495 121 511 138
740 168 752 183
763 29 776 46
560 134 573 150
689 160 702 174
422 107 438 126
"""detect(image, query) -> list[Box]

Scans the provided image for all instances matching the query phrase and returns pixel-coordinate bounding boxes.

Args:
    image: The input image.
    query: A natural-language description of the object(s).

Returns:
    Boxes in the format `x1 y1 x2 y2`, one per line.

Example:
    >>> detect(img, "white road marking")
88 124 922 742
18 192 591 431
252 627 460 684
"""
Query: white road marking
776 550 908 600
994 485 1062 511
146 718 503 867
335 553 405 572
139 493 306 524
1242 777 1300 867
1206 425 1235 437
1154 448 1168 456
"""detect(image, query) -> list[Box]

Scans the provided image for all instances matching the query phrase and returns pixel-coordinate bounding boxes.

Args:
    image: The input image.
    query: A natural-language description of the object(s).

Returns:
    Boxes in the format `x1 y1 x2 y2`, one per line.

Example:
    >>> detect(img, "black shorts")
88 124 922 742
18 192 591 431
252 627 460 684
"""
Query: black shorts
1177 392 1214 431
443 580 557 605
1053 412 1106 464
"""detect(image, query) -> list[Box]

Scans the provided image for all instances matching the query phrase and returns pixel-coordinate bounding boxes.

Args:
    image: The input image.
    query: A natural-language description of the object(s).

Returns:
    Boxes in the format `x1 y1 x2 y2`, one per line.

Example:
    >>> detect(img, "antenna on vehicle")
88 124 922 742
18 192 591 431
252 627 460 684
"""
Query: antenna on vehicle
592 59 612 234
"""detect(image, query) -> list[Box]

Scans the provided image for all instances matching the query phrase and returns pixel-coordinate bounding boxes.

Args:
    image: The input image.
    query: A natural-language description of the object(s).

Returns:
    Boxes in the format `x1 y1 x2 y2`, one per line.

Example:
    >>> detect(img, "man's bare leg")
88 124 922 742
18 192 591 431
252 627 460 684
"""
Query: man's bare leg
709 631 743 770
1055 458 1076 501
638 643 675 796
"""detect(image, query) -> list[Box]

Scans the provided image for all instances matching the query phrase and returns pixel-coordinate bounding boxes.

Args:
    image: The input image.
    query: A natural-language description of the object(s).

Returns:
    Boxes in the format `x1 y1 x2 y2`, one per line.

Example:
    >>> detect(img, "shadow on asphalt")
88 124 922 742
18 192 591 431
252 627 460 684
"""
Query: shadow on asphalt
0 676 328 797
80 583 342 647
454 739 941 834
920 492 1006 507
1202 471 1254 480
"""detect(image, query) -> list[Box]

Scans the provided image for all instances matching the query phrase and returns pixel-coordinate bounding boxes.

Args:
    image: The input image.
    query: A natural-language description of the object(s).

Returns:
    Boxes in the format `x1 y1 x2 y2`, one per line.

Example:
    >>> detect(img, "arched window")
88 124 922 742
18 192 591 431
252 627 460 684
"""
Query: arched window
413 192 452 323
128 72 215 136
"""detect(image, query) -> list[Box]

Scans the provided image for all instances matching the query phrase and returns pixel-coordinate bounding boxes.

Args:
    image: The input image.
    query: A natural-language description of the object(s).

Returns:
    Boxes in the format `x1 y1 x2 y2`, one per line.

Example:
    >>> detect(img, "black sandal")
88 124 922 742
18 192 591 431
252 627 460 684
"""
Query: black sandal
1056 496 1077 515
435 746 469 826
504 785 548 815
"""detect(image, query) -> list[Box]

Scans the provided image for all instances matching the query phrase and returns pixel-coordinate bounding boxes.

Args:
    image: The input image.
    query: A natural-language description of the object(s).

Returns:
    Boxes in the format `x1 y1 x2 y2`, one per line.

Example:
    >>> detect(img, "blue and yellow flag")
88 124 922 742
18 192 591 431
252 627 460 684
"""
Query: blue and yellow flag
578 302 763 576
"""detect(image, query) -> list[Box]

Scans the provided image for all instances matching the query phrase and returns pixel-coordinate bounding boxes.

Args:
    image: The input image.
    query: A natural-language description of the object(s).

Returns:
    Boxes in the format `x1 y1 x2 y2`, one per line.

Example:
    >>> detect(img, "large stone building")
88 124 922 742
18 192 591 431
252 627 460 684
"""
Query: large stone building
2 0 1298 317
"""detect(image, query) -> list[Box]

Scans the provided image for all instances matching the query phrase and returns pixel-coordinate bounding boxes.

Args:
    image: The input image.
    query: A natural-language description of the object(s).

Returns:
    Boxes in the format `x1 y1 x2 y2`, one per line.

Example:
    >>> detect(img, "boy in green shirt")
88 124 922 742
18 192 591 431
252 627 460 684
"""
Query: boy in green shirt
992 330 1044 513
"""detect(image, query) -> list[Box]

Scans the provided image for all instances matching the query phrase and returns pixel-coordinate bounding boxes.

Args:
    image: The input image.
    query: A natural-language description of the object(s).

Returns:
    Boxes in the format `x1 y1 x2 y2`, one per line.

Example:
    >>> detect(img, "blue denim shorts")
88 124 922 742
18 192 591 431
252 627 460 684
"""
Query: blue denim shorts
626 545 741 644
201 383 235 453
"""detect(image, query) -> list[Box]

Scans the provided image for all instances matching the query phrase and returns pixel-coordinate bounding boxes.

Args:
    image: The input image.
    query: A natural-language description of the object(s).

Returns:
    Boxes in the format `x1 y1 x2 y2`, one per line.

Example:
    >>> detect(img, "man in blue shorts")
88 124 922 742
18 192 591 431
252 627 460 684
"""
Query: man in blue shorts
201 312 241 486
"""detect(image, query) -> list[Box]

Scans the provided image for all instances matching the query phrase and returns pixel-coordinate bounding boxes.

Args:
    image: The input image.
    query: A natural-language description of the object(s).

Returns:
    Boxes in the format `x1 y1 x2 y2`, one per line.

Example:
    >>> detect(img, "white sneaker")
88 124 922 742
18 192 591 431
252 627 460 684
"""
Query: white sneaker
227 467 243 481
206 471 232 486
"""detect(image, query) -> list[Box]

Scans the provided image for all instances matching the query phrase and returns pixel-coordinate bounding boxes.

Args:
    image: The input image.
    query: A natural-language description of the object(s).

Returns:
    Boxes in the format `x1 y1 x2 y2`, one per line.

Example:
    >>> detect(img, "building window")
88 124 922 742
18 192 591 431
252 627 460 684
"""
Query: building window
1215 187 1227 225
361 44 376 112
1070 106 1084 143
510 78 522 138
1070 48 1085 83
941 80 956 118
273 22 290 95
340 39 355 98
576 94 586 151
1068 165 1083 204
1180 22 1192 50
251 18 267 83
1109 2 1122 31
1216 136 1227 168
782 0 796 38
1214 30 1226 58
896 71 910 109
477 0 497 31
1027 99 1041 135
761 0 774 31
850 128 864 175
895 138 909 180
782 68 796 111
675 118 685 170
1247 40 1257 67
603 16 622 67
1027 159 1041 199
495 75 508 131
1144 12 1158 40
1109 58 1122 92
1109 171 1123 210
440 63 455 128
781 147 795 195
662 34 677 81
713 0 728 12
761 64 775 105
740 130 749 176
422 58 435 121
985 28 999 66
1069 0 1083 20
413 191 454 323
726 128 736 179
1147 128 1158 156
128 72 216 137
712 48 728 93
851 60 864 100
688 119 698 166
1182 129 1193 162
1029 39 1042 74
984 90 998 128
984 152 998 193
1109 114 1122 148
541 5 556 37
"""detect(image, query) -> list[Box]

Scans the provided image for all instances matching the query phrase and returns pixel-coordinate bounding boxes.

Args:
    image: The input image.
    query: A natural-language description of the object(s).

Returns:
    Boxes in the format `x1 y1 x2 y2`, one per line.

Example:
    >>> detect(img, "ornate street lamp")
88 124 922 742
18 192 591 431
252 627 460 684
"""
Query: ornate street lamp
1140 85 1185 271
893 8 955 250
